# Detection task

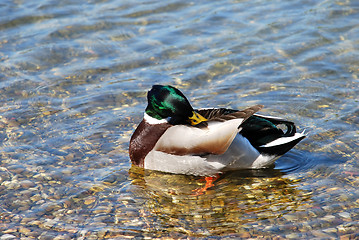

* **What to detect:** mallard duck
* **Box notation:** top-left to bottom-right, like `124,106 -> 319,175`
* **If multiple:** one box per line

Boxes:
129,85 -> 306,177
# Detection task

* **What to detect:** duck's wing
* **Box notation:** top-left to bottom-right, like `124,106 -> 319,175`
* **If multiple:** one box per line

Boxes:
153,105 -> 263,156
196,105 -> 263,122
240,114 -> 306,156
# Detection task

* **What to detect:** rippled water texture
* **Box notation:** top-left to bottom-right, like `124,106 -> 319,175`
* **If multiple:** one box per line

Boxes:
1,0 -> 358,239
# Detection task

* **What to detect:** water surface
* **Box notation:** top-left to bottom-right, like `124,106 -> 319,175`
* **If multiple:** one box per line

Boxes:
0,0 -> 358,238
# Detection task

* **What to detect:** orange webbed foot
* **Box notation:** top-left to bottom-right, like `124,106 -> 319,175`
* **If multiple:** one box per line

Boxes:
192,174 -> 220,196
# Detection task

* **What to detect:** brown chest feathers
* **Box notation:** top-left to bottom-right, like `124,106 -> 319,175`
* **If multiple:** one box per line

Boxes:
129,120 -> 171,167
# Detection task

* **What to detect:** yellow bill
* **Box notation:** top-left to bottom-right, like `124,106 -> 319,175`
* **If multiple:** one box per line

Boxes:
188,111 -> 207,125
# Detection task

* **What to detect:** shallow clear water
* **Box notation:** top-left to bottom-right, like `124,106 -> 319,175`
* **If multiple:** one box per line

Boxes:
0,0 -> 358,238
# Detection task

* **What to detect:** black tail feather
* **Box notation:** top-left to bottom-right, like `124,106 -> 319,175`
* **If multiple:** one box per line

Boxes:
239,114 -> 305,155
239,115 -> 298,147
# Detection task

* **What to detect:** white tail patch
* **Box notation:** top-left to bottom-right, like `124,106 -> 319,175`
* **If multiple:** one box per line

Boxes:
259,132 -> 306,148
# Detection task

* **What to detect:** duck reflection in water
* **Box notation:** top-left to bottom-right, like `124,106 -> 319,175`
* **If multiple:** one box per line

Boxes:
128,165 -> 312,237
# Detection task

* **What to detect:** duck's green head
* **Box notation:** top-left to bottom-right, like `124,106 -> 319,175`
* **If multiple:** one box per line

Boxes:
145,85 -> 207,125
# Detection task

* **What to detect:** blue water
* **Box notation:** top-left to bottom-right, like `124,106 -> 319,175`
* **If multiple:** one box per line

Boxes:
0,0 -> 358,238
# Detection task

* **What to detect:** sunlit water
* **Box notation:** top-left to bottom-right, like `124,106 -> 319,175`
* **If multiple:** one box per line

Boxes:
1,0 -> 358,238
